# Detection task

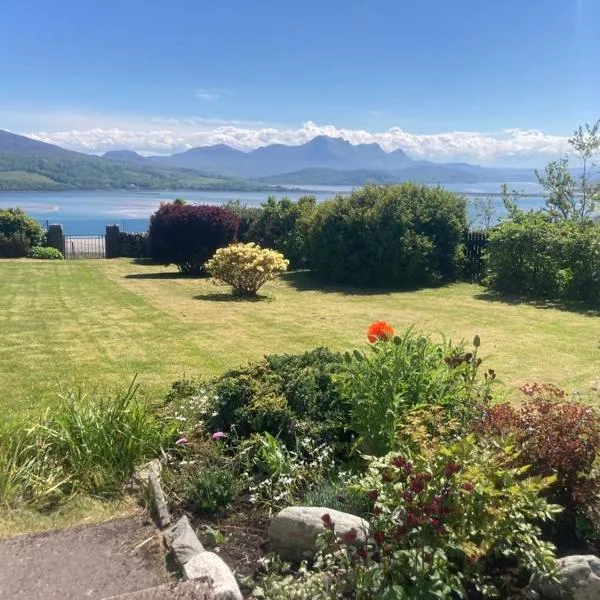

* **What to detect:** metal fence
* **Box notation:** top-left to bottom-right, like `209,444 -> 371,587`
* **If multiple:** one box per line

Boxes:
63,235 -> 106,259
464,231 -> 488,282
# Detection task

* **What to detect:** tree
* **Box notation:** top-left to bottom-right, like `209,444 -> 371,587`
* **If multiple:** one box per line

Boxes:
569,119 -> 600,218
472,195 -> 497,231
535,118 -> 600,220
535,158 -> 577,220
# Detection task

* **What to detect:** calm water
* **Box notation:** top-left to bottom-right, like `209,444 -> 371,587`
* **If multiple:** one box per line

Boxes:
0,183 -> 546,235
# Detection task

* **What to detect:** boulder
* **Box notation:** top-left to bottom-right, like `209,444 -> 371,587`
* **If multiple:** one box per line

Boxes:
528,555 -> 600,600
183,552 -> 242,600
268,506 -> 369,563
165,516 -> 204,565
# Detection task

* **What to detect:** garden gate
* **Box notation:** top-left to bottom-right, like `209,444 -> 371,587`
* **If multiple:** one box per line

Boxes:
63,235 -> 106,259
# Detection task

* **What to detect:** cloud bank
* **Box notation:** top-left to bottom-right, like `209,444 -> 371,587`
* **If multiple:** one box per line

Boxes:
23,115 -> 571,166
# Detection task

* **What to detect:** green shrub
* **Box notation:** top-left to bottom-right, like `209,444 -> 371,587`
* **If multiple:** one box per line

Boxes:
484,213 -> 600,304
118,232 -> 149,258
204,348 -> 347,447
0,208 -> 44,248
0,233 -> 30,258
245,196 -> 317,269
338,324 -> 493,455
187,467 -> 236,514
307,183 -> 467,287
29,246 -> 64,260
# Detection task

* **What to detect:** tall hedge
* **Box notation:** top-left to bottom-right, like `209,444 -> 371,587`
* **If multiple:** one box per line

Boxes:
484,213 -> 600,305
149,201 -> 240,274
307,183 -> 467,287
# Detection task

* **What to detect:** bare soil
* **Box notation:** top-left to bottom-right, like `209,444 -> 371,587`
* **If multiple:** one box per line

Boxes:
0,516 -> 169,599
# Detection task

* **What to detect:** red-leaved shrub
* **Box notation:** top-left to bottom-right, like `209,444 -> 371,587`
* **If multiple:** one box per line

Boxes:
149,201 -> 240,274
476,383 -> 600,515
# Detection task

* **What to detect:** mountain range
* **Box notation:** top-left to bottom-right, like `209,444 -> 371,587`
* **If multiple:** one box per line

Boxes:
106,135 -> 537,184
0,129 -> 540,191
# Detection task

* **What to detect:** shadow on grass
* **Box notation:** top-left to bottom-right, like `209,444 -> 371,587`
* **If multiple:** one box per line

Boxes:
473,290 -> 600,317
281,270 -> 450,296
193,292 -> 271,302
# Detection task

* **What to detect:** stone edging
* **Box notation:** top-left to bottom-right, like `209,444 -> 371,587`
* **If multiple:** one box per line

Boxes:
141,462 -> 242,600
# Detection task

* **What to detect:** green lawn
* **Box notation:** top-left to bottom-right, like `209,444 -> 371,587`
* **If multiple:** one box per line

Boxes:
1,258 -> 599,420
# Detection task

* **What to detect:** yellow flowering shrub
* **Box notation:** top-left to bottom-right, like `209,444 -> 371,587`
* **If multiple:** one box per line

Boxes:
205,242 -> 289,297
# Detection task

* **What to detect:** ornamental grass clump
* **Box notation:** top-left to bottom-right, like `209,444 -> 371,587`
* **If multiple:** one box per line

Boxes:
205,242 -> 289,297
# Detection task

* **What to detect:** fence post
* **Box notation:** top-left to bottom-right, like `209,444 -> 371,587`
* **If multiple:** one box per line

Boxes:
46,224 -> 65,256
105,225 -> 120,259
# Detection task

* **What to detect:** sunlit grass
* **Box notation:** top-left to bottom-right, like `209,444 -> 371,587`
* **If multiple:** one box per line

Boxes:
1,258 -> 598,421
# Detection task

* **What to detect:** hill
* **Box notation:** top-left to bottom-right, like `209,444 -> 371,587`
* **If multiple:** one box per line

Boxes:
0,130 -> 279,191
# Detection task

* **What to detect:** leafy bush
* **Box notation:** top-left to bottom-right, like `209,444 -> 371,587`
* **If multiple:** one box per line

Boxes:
307,183 -> 467,287
331,434 -> 559,599
204,347 -> 347,448
187,467 -> 236,514
0,208 -> 44,248
118,232 -> 149,258
476,384 -> 600,526
205,242 -> 289,297
338,324 -> 493,455
0,233 -> 30,258
484,213 -> 600,304
148,200 -> 240,274
29,246 -> 64,260
245,195 -> 317,268
237,432 -> 336,515
0,381 -> 174,505
223,200 -> 263,243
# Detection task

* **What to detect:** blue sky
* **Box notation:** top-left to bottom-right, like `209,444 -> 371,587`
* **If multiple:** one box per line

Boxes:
1,0 -> 598,165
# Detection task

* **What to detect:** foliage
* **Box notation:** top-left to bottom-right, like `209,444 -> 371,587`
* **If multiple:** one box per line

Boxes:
0,381 -> 174,506
535,119 -> 600,220
0,233 -> 30,258
476,384 -> 600,521
338,326 -> 493,455
245,195 -> 317,268
203,347 -> 348,448
118,232 -> 149,258
484,213 -> 600,304
236,432 -> 336,515
29,246 -> 64,260
329,434 -> 559,599
0,207 -> 44,248
307,183 -> 467,287
223,200 -> 263,243
205,242 -> 289,297
148,200 -> 240,274
186,466 -> 236,514
302,476 -> 369,517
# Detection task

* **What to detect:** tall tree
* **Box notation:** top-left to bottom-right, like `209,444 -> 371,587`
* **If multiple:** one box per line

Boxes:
535,119 -> 599,220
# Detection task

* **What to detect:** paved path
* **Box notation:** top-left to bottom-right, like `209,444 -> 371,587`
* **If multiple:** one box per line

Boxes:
0,517 -> 169,599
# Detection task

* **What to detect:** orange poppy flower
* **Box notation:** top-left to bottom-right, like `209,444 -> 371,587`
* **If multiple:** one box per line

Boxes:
367,321 -> 395,343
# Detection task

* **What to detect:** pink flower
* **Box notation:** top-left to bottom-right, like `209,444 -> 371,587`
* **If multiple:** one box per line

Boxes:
175,437 -> 188,446
212,431 -> 226,440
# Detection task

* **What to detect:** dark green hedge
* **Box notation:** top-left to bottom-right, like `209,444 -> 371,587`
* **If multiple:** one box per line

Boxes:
484,213 -> 600,305
306,183 -> 467,287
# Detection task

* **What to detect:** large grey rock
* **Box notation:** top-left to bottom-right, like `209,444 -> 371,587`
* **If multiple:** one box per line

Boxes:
183,552 -> 242,600
528,555 -> 600,600
268,506 -> 369,562
165,516 -> 204,565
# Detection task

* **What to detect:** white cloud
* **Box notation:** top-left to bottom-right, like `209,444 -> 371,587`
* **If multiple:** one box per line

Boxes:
14,109 -> 572,166
194,88 -> 222,102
